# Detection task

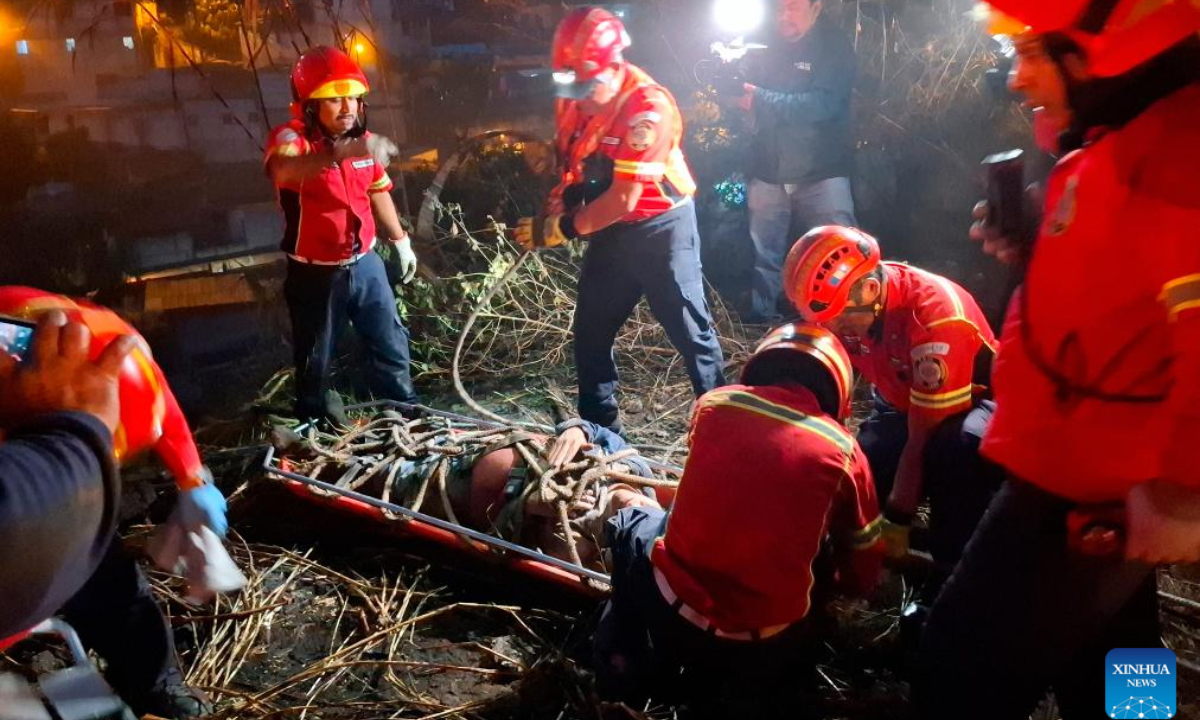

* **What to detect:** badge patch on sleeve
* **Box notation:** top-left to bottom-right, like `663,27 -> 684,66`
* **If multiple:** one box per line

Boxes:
913,355 -> 948,392
627,121 -> 657,152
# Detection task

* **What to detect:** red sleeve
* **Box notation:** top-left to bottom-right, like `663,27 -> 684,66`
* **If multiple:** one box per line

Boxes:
264,123 -> 308,164
1151,179 -> 1200,489
150,363 -> 205,490
610,88 -> 676,183
830,444 -> 884,596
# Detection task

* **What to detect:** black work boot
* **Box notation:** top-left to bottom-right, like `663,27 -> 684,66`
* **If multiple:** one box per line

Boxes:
136,671 -> 213,719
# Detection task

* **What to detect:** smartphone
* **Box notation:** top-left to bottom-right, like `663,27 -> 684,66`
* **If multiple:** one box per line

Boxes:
982,148 -> 1027,242
0,315 -> 36,360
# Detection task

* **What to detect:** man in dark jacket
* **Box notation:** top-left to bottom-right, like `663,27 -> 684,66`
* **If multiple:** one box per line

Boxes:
728,0 -> 857,321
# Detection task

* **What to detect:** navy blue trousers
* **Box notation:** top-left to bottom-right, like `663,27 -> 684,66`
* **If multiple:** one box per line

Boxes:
858,394 -> 1005,569
284,251 -> 417,422
573,201 -> 726,431
60,543 -> 180,714
915,479 -> 1159,720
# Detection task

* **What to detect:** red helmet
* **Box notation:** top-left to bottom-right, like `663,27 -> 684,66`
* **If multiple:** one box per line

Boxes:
982,0 -> 1200,76
740,323 -> 855,421
0,286 -> 165,463
291,46 -> 369,103
551,7 -> 631,98
783,226 -> 882,324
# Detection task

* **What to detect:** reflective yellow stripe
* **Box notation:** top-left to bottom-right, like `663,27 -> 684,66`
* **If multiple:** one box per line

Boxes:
910,385 -> 973,410
848,514 -> 884,550
368,175 -> 392,190
1161,274 -> 1200,319
699,389 -> 853,456
613,160 -> 666,176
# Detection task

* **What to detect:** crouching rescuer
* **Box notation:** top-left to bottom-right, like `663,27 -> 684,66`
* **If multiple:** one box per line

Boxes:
782,226 -> 1005,604
266,46 -> 420,425
592,323 -> 884,712
515,7 -> 727,433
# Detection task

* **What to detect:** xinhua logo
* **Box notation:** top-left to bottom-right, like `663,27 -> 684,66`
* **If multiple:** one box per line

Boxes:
1106,648 -> 1176,719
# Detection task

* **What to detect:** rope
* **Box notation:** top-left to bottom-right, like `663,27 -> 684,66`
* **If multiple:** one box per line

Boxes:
289,411 -> 680,575
450,249 -> 535,425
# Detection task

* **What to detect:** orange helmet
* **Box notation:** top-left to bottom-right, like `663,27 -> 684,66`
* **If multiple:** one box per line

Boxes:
981,0 -> 1200,76
740,323 -> 855,421
0,286 -> 165,462
782,226 -> 882,324
551,7 -> 631,98
291,46 -> 369,103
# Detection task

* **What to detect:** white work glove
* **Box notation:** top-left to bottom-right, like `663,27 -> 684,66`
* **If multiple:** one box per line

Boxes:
392,237 -> 418,284
365,134 -> 399,168
146,468 -> 246,604
1125,481 -> 1200,564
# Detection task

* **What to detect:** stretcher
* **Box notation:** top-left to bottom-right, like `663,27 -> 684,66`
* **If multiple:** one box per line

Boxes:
263,401 -> 681,597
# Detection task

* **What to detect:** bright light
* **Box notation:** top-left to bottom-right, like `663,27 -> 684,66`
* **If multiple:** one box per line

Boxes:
15,39 -> 28,55
122,36 -> 134,50
552,71 -> 577,85
713,0 -> 765,36
354,43 -> 365,53
65,37 -> 76,52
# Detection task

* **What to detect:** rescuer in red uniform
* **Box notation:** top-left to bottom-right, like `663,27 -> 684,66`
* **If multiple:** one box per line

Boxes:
514,7 -> 726,433
0,287 -> 227,718
266,46 -> 420,425
782,226 -> 1003,584
593,323 -> 884,712
914,2 -> 1200,717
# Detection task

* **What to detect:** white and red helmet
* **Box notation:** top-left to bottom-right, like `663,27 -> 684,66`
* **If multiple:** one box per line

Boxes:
551,7 -> 631,99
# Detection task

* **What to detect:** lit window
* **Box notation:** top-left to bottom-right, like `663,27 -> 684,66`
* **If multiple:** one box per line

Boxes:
65,38 -> 76,52
122,36 -> 134,50
15,40 -> 29,55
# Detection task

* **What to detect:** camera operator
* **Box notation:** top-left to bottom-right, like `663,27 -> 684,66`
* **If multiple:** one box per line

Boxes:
719,0 -> 858,322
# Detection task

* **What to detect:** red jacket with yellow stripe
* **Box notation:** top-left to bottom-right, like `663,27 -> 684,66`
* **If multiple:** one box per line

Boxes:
851,263 -> 998,422
264,120 -> 394,263
553,64 -> 697,223
651,384 -> 883,633
982,84 -> 1200,502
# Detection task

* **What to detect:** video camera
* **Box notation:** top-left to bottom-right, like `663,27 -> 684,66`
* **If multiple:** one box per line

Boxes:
707,0 -> 768,98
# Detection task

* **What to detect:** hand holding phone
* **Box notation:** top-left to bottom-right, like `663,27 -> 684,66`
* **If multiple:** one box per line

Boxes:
0,315 -> 35,359
0,311 -> 135,433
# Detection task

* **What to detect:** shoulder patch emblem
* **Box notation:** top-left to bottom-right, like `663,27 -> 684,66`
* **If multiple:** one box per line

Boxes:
628,110 -> 663,126
627,121 -> 657,152
277,129 -> 299,144
913,355 -> 948,392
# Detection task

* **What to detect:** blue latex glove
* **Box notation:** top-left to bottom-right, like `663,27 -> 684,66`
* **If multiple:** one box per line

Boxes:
178,478 -> 228,538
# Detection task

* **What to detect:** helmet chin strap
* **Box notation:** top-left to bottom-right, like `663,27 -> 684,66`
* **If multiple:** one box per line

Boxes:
840,300 -> 883,320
